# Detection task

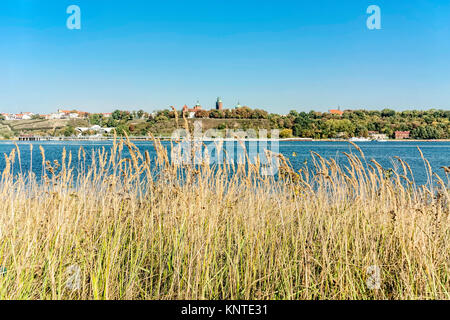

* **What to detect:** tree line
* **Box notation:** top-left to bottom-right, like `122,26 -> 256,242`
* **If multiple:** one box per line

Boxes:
16,107 -> 447,139
146,108 -> 450,139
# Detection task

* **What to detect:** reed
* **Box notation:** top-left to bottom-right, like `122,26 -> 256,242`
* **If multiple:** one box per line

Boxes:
0,136 -> 448,300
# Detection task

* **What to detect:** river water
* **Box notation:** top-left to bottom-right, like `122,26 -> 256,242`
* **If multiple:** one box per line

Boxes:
0,140 -> 448,186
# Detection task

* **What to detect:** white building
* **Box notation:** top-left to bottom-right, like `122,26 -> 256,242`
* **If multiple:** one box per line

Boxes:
50,113 -> 63,119
2,113 -> 34,120
76,125 -> 114,135
369,132 -> 388,141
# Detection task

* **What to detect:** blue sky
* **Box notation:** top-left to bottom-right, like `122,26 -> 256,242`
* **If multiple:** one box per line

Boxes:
0,0 -> 449,114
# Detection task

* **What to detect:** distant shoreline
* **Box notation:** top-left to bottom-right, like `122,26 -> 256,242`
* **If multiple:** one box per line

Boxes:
1,138 -> 450,143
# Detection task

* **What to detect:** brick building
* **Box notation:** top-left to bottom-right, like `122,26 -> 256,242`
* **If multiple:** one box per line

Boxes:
182,101 -> 203,113
395,131 -> 410,140
329,109 -> 344,116
216,97 -> 223,110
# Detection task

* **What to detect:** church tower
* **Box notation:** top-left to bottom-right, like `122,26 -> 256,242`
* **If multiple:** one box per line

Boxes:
193,100 -> 202,111
216,97 -> 223,110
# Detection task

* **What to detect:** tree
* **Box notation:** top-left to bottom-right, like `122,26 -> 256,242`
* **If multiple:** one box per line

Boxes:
209,110 -> 225,119
112,110 -> 132,121
381,109 -> 396,118
217,123 -> 226,130
63,126 -> 76,137
89,114 -> 103,125
251,109 -> 269,119
116,124 -> 130,136
289,110 -> 299,118
233,107 -> 252,119
279,129 -> 293,139
195,110 -> 210,118
355,125 -> 369,138
224,110 -> 233,119
292,124 -> 302,137
112,110 -> 122,120
31,114 -> 44,120
106,118 -> 119,128
411,126 -> 443,139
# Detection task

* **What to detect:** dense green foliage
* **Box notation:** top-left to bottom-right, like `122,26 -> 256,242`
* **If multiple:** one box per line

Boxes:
271,109 -> 448,139
18,108 -> 446,139
144,108 -> 450,139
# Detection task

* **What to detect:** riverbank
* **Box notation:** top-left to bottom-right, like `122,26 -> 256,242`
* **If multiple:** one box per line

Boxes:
2,137 -> 450,142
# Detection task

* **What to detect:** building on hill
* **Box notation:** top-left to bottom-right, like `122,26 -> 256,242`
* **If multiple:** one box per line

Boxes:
182,101 -> 203,118
55,109 -> 89,119
50,112 -> 63,119
16,114 -> 27,120
77,111 -> 90,119
329,108 -> 344,116
193,101 -> 202,112
395,131 -> 410,140
57,109 -> 73,118
216,97 -> 223,110
182,101 -> 202,113
22,112 -> 34,119
1,113 -> 34,120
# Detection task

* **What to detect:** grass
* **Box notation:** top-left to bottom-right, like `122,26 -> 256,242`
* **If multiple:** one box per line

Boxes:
0,134 -> 448,300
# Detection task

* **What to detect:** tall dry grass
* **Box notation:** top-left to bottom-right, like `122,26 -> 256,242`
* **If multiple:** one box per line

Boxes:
0,136 -> 448,300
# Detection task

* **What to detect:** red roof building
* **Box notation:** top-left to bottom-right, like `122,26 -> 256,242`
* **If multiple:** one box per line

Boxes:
395,131 -> 410,140
329,109 -> 344,116
182,101 -> 202,113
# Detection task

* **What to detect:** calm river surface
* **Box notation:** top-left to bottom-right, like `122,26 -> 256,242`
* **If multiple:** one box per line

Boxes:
0,140 -> 448,186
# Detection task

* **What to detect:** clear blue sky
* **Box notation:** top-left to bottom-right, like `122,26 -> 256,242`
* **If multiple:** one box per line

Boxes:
0,0 -> 449,114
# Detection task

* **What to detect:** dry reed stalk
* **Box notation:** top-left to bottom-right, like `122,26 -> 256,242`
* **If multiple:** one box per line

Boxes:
0,137 -> 447,300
